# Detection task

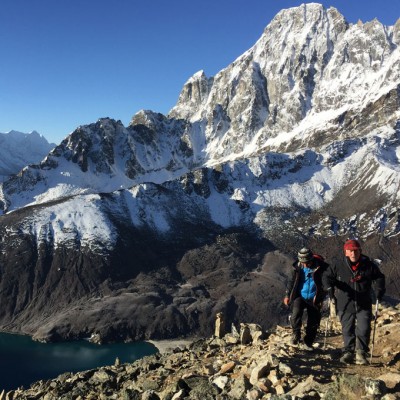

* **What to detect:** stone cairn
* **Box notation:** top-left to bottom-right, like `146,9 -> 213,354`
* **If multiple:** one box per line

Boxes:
2,302 -> 400,399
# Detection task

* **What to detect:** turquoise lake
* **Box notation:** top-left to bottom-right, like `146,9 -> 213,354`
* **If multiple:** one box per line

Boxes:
0,333 -> 158,392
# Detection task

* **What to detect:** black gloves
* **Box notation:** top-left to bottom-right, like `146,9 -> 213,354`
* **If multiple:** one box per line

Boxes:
327,287 -> 336,305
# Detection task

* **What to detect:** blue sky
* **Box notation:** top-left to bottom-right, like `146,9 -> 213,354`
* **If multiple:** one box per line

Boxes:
1,0 -> 399,144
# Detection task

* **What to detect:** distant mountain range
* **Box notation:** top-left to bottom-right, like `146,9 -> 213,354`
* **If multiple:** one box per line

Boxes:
0,130 -> 55,182
0,3 -> 399,343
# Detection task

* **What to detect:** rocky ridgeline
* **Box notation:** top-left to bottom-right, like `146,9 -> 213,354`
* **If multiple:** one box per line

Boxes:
2,304 -> 400,400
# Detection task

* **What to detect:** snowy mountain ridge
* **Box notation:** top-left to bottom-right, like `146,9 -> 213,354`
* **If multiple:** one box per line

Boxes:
1,4 -> 399,217
10,122 -> 400,255
0,130 -> 55,182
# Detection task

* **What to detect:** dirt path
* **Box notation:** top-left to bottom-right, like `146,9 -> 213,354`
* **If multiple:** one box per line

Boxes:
284,305 -> 400,384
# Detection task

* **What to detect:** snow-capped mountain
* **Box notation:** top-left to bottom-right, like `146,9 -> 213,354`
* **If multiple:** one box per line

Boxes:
0,3 -> 399,342
1,3 -> 399,214
0,130 -> 55,182
170,4 -> 400,160
0,117 -> 194,212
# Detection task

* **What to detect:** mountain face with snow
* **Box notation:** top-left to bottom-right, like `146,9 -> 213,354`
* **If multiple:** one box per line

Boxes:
0,3 -> 399,342
0,117 -> 194,212
0,130 -> 55,183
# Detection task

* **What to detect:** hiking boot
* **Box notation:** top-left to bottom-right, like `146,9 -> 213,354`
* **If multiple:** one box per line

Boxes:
355,350 -> 368,365
301,342 -> 314,351
340,351 -> 354,364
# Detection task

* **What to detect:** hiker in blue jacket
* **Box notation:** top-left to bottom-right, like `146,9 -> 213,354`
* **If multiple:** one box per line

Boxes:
283,247 -> 328,350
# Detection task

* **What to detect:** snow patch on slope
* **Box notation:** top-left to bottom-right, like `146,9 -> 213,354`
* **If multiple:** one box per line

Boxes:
18,195 -> 117,250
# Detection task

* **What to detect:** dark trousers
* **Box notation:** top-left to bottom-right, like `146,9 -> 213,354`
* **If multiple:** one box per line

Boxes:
291,296 -> 321,345
338,308 -> 372,353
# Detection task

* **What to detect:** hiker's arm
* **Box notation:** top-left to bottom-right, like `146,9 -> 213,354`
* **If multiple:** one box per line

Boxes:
322,265 -> 336,303
283,266 -> 297,305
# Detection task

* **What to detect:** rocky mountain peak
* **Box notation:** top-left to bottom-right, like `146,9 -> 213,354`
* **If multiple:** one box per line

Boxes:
169,70 -> 213,120
259,3 -> 348,65
268,2 -> 346,33
168,3 -> 400,165
48,118 -> 124,169
130,109 -> 163,127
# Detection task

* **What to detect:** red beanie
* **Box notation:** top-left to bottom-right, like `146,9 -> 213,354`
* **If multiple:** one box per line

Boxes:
343,239 -> 361,251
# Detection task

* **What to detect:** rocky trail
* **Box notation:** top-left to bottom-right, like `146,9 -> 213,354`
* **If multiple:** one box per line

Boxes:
1,302 -> 400,399
309,303 -> 400,381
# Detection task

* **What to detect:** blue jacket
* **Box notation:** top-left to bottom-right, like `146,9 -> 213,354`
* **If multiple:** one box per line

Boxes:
285,256 -> 328,307
300,266 -> 317,300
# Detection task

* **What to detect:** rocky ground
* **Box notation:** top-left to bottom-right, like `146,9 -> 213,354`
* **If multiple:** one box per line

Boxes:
1,301 -> 400,399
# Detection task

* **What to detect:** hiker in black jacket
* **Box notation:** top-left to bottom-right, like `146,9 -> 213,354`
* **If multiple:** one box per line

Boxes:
283,248 -> 328,351
323,239 -> 385,365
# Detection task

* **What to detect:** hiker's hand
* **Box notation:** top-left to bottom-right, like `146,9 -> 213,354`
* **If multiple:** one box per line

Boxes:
327,287 -> 335,298
283,297 -> 290,306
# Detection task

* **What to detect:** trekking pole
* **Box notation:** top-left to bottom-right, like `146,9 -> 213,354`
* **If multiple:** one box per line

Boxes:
370,299 -> 379,364
323,297 -> 331,350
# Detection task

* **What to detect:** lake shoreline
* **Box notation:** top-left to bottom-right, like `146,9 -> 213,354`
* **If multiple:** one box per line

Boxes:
0,332 -> 158,392
148,337 -> 197,354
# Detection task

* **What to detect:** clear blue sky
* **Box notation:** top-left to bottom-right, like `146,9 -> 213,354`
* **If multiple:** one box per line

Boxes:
1,0 -> 399,144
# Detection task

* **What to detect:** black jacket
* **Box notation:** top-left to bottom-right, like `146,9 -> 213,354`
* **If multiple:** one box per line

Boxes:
323,255 -> 385,312
285,256 -> 328,307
